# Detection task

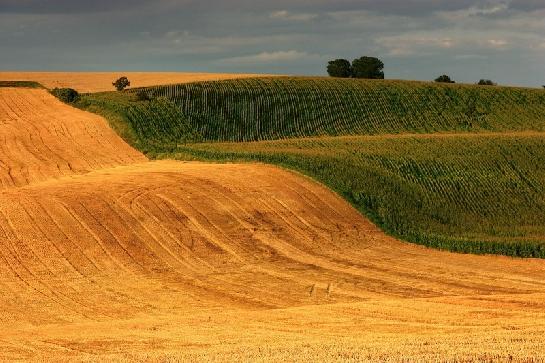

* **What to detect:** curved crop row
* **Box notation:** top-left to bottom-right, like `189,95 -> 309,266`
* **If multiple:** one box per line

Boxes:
125,97 -> 201,150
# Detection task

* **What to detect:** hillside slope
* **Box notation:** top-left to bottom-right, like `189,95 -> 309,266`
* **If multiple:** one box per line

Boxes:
2,85 -> 545,360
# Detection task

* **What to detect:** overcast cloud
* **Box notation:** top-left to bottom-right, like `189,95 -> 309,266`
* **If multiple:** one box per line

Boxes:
0,0 -> 544,86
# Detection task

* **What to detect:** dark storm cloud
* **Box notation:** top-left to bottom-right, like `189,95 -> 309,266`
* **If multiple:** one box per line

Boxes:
0,0 -> 503,15
0,0 -> 152,13
508,0 -> 545,11
239,0 -> 479,15
0,0 -> 544,86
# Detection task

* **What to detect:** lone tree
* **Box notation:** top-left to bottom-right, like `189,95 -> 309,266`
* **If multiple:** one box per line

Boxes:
351,56 -> 384,79
113,76 -> 131,91
435,75 -> 455,83
477,79 -> 496,86
327,59 -> 352,78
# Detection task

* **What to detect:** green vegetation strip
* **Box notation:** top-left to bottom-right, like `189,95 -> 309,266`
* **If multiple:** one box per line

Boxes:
0,81 -> 43,88
171,134 -> 545,258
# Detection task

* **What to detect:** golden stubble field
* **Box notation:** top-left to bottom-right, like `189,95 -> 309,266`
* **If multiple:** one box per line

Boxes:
0,86 -> 545,361
0,72 -> 275,93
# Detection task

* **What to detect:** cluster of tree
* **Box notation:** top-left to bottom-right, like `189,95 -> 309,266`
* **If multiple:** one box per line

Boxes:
327,57 -> 384,79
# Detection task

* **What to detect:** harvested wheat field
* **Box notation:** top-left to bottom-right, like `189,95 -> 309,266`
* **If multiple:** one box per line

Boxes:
0,88 -> 145,187
0,72 -> 274,93
1,87 -> 545,361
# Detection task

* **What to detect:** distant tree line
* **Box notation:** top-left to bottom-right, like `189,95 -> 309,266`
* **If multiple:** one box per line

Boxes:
326,57 -> 508,86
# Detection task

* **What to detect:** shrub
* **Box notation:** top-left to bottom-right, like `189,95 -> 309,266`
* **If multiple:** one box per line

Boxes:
113,76 -> 131,91
51,88 -> 80,103
135,90 -> 151,101
435,75 -> 455,83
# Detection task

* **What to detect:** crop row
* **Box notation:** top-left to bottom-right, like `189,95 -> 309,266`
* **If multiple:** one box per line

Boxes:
125,97 -> 201,150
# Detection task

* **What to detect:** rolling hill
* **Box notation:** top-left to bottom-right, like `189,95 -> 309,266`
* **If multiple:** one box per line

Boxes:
1,80 -> 545,360
79,77 -> 545,257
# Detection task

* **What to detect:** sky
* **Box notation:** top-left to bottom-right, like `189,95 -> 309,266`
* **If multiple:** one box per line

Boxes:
1,0 -> 544,87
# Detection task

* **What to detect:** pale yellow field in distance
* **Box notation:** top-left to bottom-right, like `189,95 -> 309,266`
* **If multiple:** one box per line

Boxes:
0,71 -> 276,92
1,85 -> 545,361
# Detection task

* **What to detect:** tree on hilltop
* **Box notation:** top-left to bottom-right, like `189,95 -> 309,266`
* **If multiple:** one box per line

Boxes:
113,76 -> 131,91
327,59 -> 352,78
351,56 -> 384,79
477,79 -> 496,86
435,75 -> 455,83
